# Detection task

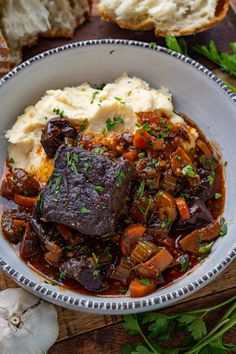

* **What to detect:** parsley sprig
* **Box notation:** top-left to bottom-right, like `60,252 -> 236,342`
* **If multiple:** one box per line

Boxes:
165,37 -> 236,93
122,295 -> 236,354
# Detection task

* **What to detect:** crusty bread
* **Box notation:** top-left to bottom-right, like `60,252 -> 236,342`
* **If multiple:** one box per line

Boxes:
0,29 -> 10,77
0,0 -> 92,66
42,0 -> 92,38
97,0 -> 230,37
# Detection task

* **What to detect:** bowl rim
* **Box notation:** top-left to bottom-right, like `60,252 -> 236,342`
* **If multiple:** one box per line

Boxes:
0,38 -> 236,314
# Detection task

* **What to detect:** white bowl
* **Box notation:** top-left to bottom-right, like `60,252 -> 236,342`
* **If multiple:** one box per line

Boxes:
0,39 -> 236,314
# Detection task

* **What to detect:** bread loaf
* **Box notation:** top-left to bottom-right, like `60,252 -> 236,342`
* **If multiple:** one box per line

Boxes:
97,0 -> 230,36
0,29 -> 10,77
0,0 -> 92,67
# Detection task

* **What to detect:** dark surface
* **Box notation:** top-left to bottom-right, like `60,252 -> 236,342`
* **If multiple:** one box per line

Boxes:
37,145 -> 135,236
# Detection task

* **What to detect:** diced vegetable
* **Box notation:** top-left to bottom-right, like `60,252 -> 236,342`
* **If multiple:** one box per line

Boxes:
123,150 -> 138,161
13,194 -> 37,208
129,277 -> 155,297
196,139 -> 212,158
12,219 -> 26,237
56,223 -> 73,241
171,147 -> 199,187
133,130 -> 152,150
110,257 -> 131,285
138,248 -> 174,278
179,221 -> 221,254
44,242 -> 62,266
120,224 -> 146,255
175,197 -> 190,220
130,241 -> 159,264
162,173 -> 177,192
156,191 -> 177,222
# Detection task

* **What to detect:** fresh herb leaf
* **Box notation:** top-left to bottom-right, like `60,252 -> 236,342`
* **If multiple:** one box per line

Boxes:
105,116 -> 124,132
92,252 -> 99,264
83,162 -> 90,172
90,91 -> 99,104
158,131 -> 169,138
80,207 -> 90,214
92,147 -> 104,154
59,270 -> 67,282
94,83 -> 106,90
94,185 -> 104,192
66,152 -> 79,176
115,170 -> 125,186
9,158 -> 15,164
165,36 -> 188,56
53,107 -> 64,118
136,180 -> 145,198
179,255 -> 190,272
140,278 -> 151,286
182,164 -> 196,178
199,241 -> 214,254
178,315 -> 207,340
215,193 -> 222,200
220,217 -> 228,236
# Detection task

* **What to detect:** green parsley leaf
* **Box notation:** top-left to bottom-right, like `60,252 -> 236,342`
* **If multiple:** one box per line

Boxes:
105,116 -> 124,132
179,255 -> 190,272
158,131 -> 169,138
80,207 -> 90,214
90,91 -> 99,104
92,252 -> 99,264
92,147 -> 104,154
115,170 -> 125,186
94,83 -> 106,90
9,158 -> 15,164
59,270 -> 67,282
66,152 -> 79,176
165,36 -> 188,56
94,185 -> 104,192
53,107 -> 64,118
136,180 -> 145,199
199,241 -> 215,254
83,162 -> 90,172
220,217 -> 228,236
182,164 -> 196,178
215,193 -> 222,200
123,314 -> 141,335
140,278 -> 151,286
178,315 -> 207,340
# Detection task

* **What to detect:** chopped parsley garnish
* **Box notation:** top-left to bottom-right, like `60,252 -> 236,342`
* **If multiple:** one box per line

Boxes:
83,162 -> 90,173
92,147 -> 104,154
179,255 -> 190,272
105,116 -> 124,132
138,152 -> 146,159
161,220 -> 172,230
80,207 -> 90,214
158,131 -> 169,138
175,155 -> 181,160
95,185 -> 104,192
23,190 -> 30,196
92,252 -> 99,264
38,194 -> 44,214
140,278 -> 151,286
53,107 -> 64,118
220,217 -> 228,236
79,118 -> 89,131
127,91 -> 132,96
138,197 -> 152,223
90,91 -> 99,104
199,241 -> 215,254
140,122 -> 151,132
49,173 -> 62,194
136,180 -> 145,198
94,82 -> 106,90
92,269 -> 101,277
182,164 -> 196,178
66,152 -> 79,176
180,192 -> 191,200
59,270 -> 67,282
9,158 -> 15,164
215,193 -> 222,200
115,170 -> 125,186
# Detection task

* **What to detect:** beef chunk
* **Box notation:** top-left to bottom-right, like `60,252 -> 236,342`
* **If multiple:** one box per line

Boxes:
60,257 -> 109,292
35,146 -> 135,236
171,199 -> 213,236
41,118 -> 77,158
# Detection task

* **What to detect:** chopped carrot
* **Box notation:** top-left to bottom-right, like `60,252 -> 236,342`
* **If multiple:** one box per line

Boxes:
171,147 -> 193,176
120,224 -> 146,256
179,221 -> 221,254
14,194 -> 37,208
129,278 -> 155,297
56,223 -> 73,241
138,248 -> 174,278
175,197 -> 190,220
196,139 -> 212,158
123,150 -> 138,161
139,111 -> 161,122
133,130 -> 151,150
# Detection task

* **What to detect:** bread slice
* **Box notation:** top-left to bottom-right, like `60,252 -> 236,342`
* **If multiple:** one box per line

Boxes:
42,0 -> 92,38
97,0 -> 230,37
0,29 -> 10,77
0,0 -> 50,66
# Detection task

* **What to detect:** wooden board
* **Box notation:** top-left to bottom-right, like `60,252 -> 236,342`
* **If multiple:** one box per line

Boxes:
0,1 -> 236,353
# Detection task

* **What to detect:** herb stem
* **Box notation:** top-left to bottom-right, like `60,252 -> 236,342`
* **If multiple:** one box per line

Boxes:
135,315 -> 159,354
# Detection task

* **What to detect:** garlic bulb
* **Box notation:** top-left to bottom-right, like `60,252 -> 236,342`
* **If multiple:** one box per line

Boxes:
0,288 -> 59,354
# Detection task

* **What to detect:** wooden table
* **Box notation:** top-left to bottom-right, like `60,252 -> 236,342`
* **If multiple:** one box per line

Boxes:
2,2 -> 236,353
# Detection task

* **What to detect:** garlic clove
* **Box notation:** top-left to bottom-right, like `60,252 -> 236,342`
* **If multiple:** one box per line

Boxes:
0,288 -> 59,354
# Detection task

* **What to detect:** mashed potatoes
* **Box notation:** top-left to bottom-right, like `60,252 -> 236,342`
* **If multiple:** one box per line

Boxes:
6,73 -> 198,182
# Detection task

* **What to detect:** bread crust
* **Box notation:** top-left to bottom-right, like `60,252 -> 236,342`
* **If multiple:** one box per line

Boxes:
97,0 -> 230,36
0,30 -> 10,77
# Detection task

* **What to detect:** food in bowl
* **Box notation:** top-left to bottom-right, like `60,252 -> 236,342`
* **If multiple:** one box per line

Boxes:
0,74 -> 226,297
